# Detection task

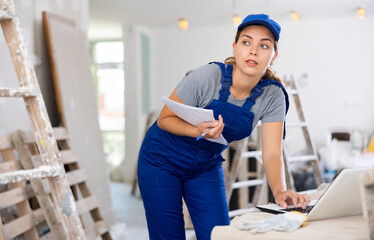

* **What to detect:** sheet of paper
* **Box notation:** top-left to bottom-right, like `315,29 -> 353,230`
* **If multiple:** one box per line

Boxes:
160,96 -> 227,145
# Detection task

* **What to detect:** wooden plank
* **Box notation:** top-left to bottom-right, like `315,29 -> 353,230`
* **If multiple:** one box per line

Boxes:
11,131 -> 67,240
84,221 -> 110,240
60,150 -> 78,164
2,208 -> 44,239
0,184 -> 34,209
67,169 -> 88,186
0,135 -> 13,150
75,195 -> 99,215
92,220 -> 110,237
21,127 -> 69,144
1,148 -> 39,239
31,149 -> 78,165
53,127 -> 69,141
0,161 -> 18,173
0,87 -> 38,98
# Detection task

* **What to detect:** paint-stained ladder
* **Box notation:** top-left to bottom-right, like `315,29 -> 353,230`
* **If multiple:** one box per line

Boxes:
0,0 -> 86,239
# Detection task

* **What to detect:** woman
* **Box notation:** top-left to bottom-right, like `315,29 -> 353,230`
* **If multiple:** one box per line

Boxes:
138,13 -> 310,240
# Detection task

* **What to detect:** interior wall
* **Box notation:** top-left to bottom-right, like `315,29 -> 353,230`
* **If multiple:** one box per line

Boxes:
0,0 -> 114,223
149,16 -> 374,150
276,15 -> 374,148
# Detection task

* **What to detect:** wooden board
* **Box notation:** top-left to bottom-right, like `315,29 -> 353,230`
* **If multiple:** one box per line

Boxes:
18,128 -> 112,240
42,11 -> 112,222
0,134 -> 43,239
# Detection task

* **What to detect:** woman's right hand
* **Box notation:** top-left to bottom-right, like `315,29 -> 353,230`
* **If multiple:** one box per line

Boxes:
197,115 -> 225,139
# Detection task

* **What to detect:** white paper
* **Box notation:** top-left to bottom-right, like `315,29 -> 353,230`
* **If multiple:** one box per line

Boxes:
161,96 -> 227,145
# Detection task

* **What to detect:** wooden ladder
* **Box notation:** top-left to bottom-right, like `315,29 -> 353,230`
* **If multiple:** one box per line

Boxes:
282,75 -> 323,190
224,126 -> 267,218
0,0 -> 85,239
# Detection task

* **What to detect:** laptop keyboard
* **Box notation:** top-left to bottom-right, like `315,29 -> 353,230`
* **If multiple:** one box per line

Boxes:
283,205 -> 314,214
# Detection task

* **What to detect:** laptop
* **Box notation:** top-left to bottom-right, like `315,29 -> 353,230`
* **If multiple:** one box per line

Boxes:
256,168 -> 373,221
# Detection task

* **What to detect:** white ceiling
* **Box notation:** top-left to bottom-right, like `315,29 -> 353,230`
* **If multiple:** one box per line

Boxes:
89,0 -> 373,29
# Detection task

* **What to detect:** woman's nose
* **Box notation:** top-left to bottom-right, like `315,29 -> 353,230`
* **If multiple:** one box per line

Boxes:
250,45 -> 258,56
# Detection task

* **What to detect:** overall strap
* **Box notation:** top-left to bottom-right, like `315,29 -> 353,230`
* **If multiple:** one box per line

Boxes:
209,62 -> 233,102
259,79 -> 290,139
244,83 -> 263,107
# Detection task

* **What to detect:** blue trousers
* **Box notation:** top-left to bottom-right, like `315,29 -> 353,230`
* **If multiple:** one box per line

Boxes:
138,156 -> 230,240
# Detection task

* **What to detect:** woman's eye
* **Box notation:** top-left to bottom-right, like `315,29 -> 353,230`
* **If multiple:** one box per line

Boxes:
243,41 -> 250,46
261,44 -> 269,49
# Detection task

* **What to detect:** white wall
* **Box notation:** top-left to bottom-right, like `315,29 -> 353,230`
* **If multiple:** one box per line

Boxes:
149,16 -> 374,149
276,15 -> 374,148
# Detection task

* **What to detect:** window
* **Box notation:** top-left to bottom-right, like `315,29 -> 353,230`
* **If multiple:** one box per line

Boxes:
91,41 -> 125,175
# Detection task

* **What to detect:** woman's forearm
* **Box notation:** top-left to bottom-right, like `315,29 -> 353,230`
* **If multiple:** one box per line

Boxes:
263,155 -> 287,196
157,114 -> 200,138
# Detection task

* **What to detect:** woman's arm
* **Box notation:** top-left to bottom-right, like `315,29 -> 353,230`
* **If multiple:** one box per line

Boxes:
157,89 -> 224,139
261,121 -> 310,208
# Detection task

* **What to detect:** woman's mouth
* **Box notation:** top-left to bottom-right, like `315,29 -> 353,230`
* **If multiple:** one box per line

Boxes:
246,59 -> 258,66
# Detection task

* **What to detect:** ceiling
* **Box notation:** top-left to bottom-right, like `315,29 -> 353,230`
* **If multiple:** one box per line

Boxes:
89,0 -> 373,29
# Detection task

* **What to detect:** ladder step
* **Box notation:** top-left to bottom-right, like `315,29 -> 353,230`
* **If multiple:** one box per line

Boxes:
241,150 -> 262,158
0,165 -> 64,184
287,89 -> 298,95
287,155 -> 317,162
286,122 -> 307,127
232,179 -> 263,189
0,87 -> 38,98
0,9 -> 14,21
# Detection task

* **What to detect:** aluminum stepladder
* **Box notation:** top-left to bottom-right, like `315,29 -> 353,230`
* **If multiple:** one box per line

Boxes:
282,75 -> 323,190
0,0 -> 85,239
224,126 -> 268,218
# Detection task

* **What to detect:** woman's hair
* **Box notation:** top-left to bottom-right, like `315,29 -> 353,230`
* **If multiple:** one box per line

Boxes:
224,27 -> 283,84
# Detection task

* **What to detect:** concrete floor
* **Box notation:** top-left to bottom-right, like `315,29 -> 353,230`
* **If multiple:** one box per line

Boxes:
110,182 -> 196,240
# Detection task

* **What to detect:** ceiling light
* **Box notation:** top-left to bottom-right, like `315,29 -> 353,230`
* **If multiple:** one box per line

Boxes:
290,11 -> 300,22
233,15 -> 242,27
178,19 -> 188,30
357,7 -> 366,19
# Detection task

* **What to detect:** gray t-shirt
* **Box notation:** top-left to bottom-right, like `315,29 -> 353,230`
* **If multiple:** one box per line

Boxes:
176,63 -> 286,130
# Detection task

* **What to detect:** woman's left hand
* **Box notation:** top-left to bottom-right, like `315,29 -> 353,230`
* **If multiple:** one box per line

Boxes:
274,190 -> 311,209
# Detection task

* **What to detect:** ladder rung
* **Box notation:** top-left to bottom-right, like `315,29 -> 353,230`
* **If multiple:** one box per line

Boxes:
247,172 -> 258,178
241,150 -> 262,158
0,165 -> 64,185
287,155 -> 317,162
0,9 -> 14,21
287,89 -> 298,95
286,122 -> 307,127
232,179 -> 263,189
0,87 -> 38,98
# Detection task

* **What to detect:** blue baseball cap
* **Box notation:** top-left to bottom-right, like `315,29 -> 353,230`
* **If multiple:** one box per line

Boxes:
237,14 -> 281,41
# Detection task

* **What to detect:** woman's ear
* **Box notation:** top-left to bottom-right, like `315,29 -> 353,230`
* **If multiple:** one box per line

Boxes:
232,41 -> 236,56
270,51 -> 278,66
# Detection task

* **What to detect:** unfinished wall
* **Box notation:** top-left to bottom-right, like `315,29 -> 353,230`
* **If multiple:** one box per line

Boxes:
0,0 -> 114,224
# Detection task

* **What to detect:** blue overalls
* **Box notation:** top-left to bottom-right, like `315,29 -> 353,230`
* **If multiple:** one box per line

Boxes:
138,62 -> 289,240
